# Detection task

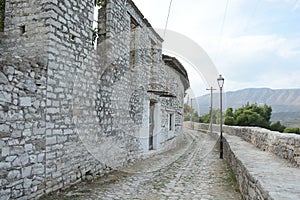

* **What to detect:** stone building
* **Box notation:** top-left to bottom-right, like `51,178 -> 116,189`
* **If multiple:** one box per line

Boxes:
0,0 -> 189,199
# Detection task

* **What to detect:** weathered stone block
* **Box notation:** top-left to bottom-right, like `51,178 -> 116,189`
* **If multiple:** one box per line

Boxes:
1,147 -> 9,157
11,131 -> 22,138
0,124 -> 10,134
3,66 -> 14,75
19,97 -> 32,107
47,108 -> 59,114
23,129 -> 32,137
22,166 -> 32,178
23,178 -> 32,189
7,170 -> 21,181
0,72 -> 8,84
25,144 -> 33,152
29,155 -> 37,164
12,154 -> 29,167
32,164 -> 44,175
0,92 -> 11,103
0,189 -> 10,200
47,136 -> 57,145
0,162 -> 11,169
37,153 -> 45,163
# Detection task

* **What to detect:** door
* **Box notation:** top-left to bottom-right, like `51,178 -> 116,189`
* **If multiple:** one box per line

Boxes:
149,101 -> 155,150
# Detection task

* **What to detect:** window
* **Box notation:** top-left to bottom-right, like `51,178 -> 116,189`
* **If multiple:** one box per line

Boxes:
130,17 -> 138,70
169,113 -> 174,131
0,0 -> 5,32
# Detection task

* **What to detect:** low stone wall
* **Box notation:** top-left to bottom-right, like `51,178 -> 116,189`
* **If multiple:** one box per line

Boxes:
223,136 -> 270,199
184,122 -> 300,199
187,122 -> 300,167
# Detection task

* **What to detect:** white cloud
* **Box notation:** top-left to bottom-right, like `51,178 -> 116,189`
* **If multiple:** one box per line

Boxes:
133,0 -> 300,90
295,1 -> 300,10
218,35 -> 285,60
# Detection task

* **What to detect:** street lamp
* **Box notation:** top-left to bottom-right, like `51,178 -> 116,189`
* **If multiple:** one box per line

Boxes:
217,75 -> 224,159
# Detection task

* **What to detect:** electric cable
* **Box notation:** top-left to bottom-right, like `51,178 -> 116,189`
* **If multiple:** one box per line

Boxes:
244,0 -> 260,33
164,0 -> 173,39
214,0 -> 230,61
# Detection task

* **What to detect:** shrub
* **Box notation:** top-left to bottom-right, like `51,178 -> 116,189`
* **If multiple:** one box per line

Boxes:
270,121 -> 286,133
283,127 -> 300,135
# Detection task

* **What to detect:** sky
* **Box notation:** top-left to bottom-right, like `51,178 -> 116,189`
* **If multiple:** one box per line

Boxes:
134,0 -> 300,97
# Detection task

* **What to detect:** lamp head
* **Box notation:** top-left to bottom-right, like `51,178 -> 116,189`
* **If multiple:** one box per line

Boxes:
217,75 -> 224,88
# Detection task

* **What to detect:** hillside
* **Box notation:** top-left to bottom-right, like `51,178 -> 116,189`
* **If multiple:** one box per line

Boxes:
193,88 -> 300,127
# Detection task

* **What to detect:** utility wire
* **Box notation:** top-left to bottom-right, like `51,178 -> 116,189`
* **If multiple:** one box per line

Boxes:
214,0 -> 230,61
164,0 -> 173,39
244,0 -> 260,33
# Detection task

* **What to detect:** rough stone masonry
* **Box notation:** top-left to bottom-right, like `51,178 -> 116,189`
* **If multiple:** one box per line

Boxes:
0,0 -> 189,199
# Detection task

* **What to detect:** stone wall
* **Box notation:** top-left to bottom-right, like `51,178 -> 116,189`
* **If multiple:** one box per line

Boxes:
222,137 -> 270,200
0,0 -> 50,199
192,123 -> 300,167
185,122 -> 300,199
0,0 -> 189,199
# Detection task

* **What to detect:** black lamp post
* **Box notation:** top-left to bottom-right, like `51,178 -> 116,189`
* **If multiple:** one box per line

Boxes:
217,75 -> 224,159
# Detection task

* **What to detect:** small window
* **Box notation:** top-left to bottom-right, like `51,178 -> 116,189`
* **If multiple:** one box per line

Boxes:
0,0 -> 4,32
169,113 -> 174,131
20,25 -> 26,34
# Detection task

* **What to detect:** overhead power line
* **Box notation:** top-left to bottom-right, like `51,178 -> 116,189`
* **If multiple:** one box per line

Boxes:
164,0 -> 173,39
215,0 -> 230,61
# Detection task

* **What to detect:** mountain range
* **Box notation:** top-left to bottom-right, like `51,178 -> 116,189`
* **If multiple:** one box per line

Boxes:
192,88 -> 300,127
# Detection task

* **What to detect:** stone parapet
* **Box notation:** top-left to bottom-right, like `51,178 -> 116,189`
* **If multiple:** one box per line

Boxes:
224,133 -> 300,200
186,122 -> 300,167
184,122 -> 300,199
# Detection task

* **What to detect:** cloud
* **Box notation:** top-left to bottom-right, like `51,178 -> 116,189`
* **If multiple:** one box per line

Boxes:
133,0 -> 300,91
214,34 -> 300,68
295,1 -> 300,10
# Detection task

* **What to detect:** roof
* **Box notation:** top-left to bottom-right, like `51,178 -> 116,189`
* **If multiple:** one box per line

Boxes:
163,54 -> 190,90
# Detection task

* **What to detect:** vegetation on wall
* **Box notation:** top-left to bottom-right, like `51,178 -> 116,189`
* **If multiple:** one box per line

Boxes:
283,127 -> 300,134
0,0 -> 5,32
94,0 -> 106,7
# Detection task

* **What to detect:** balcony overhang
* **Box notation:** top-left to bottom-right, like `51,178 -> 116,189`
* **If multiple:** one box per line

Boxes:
147,90 -> 176,98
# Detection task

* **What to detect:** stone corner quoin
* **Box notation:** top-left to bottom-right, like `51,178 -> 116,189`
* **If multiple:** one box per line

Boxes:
0,0 -> 190,199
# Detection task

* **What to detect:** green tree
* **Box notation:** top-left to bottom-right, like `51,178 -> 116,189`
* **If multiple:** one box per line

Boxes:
200,112 -> 210,123
225,103 -> 272,129
184,104 -> 195,115
200,109 -> 221,124
0,0 -> 5,32
270,121 -> 286,133
183,104 -> 199,122
224,108 -> 235,125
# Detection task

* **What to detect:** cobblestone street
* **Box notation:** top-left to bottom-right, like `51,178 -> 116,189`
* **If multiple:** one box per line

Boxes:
41,129 -> 241,200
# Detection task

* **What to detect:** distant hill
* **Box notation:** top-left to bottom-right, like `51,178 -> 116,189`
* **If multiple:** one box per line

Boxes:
193,88 -> 300,127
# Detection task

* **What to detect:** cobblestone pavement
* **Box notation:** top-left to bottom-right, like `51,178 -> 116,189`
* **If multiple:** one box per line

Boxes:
41,129 -> 241,200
